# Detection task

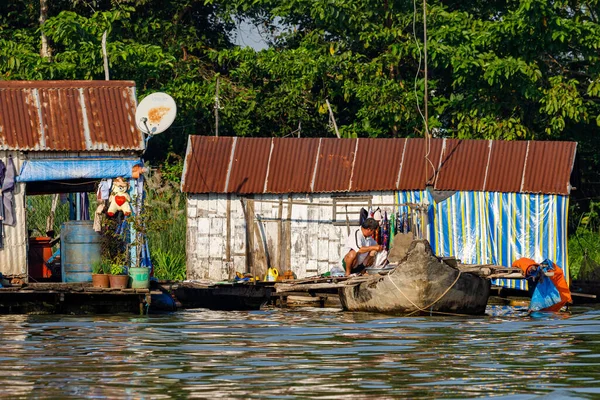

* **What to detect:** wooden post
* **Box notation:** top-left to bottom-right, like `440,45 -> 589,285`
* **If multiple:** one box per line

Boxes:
277,198 -> 283,271
39,0 -> 51,58
326,99 -> 341,138
285,196 -> 293,270
215,78 -> 220,137
102,30 -> 109,80
226,196 -> 231,261
246,199 -> 256,275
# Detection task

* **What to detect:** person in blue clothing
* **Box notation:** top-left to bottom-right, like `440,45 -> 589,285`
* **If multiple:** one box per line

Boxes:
340,218 -> 384,276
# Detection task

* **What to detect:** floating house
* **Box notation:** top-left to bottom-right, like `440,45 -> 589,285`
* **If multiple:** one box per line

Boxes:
181,136 -> 577,289
0,80 -> 145,280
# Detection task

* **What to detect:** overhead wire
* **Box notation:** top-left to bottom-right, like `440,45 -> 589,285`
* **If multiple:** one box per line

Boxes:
412,0 -> 436,186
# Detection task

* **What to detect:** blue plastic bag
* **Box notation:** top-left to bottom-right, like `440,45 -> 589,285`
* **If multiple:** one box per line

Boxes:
529,273 -> 561,312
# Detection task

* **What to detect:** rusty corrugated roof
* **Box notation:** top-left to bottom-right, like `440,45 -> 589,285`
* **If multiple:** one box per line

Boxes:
523,141 -> 577,194
434,139 -> 490,191
398,138 -> 444,190
181,137 -> 577,195
485,140 -> 529,193
351,138 -> 406,192
0,80 -> 143,151
182,136 -> 233,193
227,137 -> 272,194
267,138 -> 319,193
313,138 -> 356,192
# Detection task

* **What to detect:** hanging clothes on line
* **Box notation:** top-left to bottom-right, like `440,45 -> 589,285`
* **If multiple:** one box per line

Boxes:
0,159 -> 5,249
359,207 -> 368,226
1,156 -> 16,226
381,211 -> 390,250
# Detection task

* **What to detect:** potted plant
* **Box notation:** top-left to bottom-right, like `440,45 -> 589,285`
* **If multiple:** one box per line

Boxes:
108,253 -> 129,289
91,259 -> 110,288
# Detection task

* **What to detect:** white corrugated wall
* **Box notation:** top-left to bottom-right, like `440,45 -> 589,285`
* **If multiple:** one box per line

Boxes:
0,151 -> 27,277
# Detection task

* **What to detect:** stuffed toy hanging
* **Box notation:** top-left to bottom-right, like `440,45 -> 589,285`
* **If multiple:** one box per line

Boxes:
107,177 -> 132,217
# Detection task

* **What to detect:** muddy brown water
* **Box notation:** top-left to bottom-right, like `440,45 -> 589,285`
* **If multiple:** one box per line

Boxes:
0,305 -> 600,399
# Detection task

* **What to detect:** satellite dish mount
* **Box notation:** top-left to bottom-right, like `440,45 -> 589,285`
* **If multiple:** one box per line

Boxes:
135,92 -> 177,148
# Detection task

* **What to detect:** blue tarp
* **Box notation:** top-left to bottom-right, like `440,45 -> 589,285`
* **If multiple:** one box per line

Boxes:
17,158 -> 143,182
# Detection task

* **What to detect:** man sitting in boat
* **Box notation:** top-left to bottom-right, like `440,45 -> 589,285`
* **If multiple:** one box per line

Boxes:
341,218 -> 384,276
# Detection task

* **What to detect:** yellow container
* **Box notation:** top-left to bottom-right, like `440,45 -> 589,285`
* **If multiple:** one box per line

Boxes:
264,267 -> 279,282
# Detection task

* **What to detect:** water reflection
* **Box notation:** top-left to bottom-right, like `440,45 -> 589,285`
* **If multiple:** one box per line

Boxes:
0,306 -> 599,398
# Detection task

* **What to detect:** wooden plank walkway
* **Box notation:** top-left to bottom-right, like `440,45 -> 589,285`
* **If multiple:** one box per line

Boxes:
0,282 -> 159,315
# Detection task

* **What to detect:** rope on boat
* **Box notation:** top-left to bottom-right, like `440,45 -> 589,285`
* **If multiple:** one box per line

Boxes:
386,268 -> 463,317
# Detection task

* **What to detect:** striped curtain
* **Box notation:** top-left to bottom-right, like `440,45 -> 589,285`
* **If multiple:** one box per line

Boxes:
395,191 -> 569,290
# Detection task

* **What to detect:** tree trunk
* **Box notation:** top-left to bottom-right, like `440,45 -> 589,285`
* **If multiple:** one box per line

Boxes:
39,0 -> 51,58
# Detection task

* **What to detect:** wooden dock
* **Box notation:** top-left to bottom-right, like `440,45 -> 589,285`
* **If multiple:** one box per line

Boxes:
0,282 -> 159,315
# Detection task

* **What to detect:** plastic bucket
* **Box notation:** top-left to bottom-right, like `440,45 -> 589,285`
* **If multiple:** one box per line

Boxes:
129,267 -> 150,289
61,221 -> 102,283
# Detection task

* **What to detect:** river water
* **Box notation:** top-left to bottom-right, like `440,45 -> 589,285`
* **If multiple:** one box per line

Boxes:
1,305 -> 600,399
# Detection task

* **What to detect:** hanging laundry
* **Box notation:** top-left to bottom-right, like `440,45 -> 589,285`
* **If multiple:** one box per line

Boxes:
0,159 -> 5,249
359,207 -> 368,226
93,203 -> 105,232
381,211 -> 390,250
98,179 -> 112,201
373,207 -> 382,222
79,192 -> 90,220
1,156 -> 17,226
389,212 -> 395,249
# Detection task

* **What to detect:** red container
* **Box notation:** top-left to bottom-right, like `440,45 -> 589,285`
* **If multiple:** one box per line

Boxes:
28,237 -> 53,279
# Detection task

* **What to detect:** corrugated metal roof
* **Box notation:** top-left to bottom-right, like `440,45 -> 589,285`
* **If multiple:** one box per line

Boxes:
182,136 -> 233,193
351,138 -> 406,192
522,141 -> 577,194
485,140 -> 529,193
267,138 -> 319,193
227,137 -> 272,194
434,139 -> 490,191
0,80 -> 143,151
181,137 -> 577,195
313,138 -> 356,192
398,138 -> 444,190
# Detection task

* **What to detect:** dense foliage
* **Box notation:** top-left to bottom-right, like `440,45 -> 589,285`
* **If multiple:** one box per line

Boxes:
3,1 -> 600,146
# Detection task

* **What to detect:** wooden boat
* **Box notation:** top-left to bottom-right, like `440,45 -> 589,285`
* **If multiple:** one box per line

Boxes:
338,240 -> 492,316
160,281 -> 274,311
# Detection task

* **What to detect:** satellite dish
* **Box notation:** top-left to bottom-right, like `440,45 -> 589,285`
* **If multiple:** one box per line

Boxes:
135,92 -> 177,135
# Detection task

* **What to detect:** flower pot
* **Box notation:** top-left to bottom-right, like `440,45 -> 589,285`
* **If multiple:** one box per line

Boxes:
109,274 -> 129,289
129,267 -> 150,289
92,273 -> 110,288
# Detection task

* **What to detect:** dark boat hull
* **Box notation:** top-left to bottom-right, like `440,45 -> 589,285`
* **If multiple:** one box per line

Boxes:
338,240 -> 491,316
173,283 -> 273,311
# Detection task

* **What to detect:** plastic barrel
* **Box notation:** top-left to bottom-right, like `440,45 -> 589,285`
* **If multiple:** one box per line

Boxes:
61,221 -> 102,282
129,267 -> 150,289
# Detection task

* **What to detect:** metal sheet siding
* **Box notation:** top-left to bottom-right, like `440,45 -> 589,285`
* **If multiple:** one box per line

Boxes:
227,137 -> 272,194
313,138 -> 357,192
267,138 -> 319,193
522,141 -> 577,194
0,151 -> 27,277
182,136 -> 233,193
485,140 -> 527,193
0,81 -> 143,151
434,139 -> 490,191
352,138 -> 405,191
398,138 -> 444,190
